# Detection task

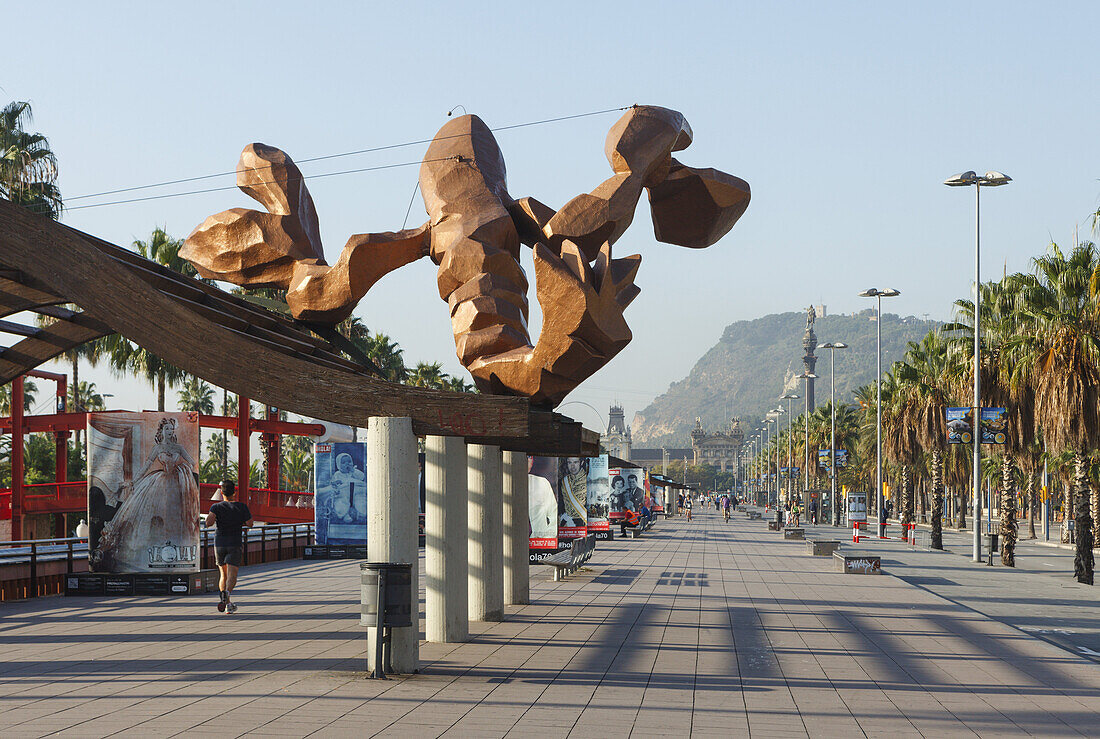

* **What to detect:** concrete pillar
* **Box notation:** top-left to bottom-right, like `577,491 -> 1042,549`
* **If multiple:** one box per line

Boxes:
366,417 -> 419,673
425,435 -> 468,642
468,444 -> 503,621
502,450 -> 529,605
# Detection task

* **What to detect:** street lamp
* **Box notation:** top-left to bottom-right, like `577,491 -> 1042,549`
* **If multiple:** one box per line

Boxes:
779,394 -> 798,510
859,287 -> 900,536
765,415 -> 778,510
796,373 -> 816,522
945,169 -> 1011,562
820,342 -> 848,525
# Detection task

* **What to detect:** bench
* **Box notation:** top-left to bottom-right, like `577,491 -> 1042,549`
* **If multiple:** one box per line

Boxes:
747,511 -> 762,520
768,520 -> 780,531
806,540 -> 840,557
539,534 -> 597,581
834,551 -> 881,575
783,528 -> 805,540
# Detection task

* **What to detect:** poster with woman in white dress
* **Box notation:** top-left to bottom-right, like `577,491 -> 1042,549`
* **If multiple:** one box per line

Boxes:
88,412 -> 200,573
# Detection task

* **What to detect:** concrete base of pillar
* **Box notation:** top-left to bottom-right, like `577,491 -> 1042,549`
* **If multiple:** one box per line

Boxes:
366,417 -> 419,674
468,444 -> 503,622
503,450 -> 529,606
425,435 -> 469,643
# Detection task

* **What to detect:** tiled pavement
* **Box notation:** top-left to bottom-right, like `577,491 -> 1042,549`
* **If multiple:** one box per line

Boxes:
2,510 -> 1099,737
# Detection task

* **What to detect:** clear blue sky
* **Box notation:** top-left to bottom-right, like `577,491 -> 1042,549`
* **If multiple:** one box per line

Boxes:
6,1 -> 1100,432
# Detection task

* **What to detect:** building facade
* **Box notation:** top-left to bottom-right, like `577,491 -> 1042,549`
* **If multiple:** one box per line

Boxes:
605,406 -> 744,472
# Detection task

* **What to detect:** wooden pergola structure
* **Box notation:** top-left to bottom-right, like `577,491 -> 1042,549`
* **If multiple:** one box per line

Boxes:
0,199 -> 597,539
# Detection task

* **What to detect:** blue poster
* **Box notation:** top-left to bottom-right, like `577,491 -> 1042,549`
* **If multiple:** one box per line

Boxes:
314,442 -> 368,545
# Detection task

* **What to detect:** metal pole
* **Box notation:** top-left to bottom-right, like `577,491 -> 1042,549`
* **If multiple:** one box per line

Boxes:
804,382 -> 810,521
830,349 -> 838,526
876,294 -> 883,536
973,184 -> 982,562
786,400 -> 793,507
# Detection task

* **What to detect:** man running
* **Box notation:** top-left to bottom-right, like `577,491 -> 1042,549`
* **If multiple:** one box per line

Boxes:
205,480 -> 253,614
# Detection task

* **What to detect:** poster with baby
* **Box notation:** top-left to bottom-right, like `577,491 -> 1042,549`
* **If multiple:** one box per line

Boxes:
314,442 -> 368,545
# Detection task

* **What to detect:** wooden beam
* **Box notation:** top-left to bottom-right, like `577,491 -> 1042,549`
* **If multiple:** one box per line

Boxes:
0,199 -> 530,439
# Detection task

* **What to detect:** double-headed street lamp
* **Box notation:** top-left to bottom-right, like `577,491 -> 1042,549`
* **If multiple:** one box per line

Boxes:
945,169 -> 1012,562
859,288 -> 900,536
820,342 -> 848,525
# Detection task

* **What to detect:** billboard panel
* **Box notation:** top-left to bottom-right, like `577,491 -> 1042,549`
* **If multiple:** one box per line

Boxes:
557,456 -> 589,539
529,456 -> 559,560
585,455 -> 610,537
608,466 -> 646,520
981,407 -> 1007,445
88,412 -> 201,574
314,442 -> 368,545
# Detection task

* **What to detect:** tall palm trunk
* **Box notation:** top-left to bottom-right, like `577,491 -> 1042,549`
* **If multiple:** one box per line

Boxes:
900,465 -> 913,529
1026,477 -> 1037,539
1093,484 -> 1100,551
931,451 -> 944,550
1000,456 -> 1017,567
157,370 -> 166,412
1073,449 -> 1095,585
956,487 -> 967,530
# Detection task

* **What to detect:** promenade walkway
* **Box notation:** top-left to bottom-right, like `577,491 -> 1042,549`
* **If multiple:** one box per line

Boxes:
2,509 -> 1099,737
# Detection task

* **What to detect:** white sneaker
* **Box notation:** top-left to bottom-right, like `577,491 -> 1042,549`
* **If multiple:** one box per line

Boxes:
226,601 -> 238,614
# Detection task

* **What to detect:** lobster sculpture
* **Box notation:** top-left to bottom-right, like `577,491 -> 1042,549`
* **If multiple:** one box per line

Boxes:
182,106 -> 749,407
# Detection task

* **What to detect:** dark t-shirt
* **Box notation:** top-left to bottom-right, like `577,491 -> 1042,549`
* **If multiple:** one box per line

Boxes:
210,501 -> 252,547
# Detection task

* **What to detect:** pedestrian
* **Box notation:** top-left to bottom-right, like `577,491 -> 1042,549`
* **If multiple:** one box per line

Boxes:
810,499 -> 817,525
205,479 -> 253,614
878,502 -> 888,538
678,493 -> 685,515
685,494 -> 693,521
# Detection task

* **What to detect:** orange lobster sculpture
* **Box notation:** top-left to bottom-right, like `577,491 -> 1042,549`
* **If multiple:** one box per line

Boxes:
182,106 -> 749,407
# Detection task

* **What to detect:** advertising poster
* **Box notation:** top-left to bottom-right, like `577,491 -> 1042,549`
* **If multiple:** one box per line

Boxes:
87,412 -> 201,574
557,456 -> 589,539
314,442 -> 368,545
817,449 -> 849,468
847,491 -> 868,522
946,407 -> 974,444
981,407 -> 1007,445
585,455 -> 611,538
529,456 -> 559,561
650,482 -> 665,513
608,466 -> 646,520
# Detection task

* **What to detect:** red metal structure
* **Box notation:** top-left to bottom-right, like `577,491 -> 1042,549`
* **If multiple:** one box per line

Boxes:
1,380 -> 323,539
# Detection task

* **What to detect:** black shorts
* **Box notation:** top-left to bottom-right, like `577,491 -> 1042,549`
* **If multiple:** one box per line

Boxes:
215,546 -> 244,567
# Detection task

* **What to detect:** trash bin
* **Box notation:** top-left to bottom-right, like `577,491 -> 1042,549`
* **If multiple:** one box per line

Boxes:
360,562 -> 413,628
360,562 -> 412,678
984,532 -> 1000,554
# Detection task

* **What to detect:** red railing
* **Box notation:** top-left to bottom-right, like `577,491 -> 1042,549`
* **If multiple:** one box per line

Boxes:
2,482 -> 314,523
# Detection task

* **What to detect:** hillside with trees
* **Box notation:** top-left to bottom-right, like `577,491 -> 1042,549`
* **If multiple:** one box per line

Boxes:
632,310 -> 939,444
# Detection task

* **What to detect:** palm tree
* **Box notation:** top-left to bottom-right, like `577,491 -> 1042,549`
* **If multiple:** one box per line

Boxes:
108,229 -> 192,410
177,377 -> 216,414
407,361 -> 446,389
895,329 -> 957,549
0,101 -> 62,219
1011,242 -> 1100,584
0,379 -> 38,415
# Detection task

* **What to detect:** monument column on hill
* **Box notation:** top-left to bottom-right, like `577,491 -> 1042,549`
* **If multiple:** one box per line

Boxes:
802,306 -> 817,410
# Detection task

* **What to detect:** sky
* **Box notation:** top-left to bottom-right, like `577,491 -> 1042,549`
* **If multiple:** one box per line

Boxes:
5,1 -> 1100,433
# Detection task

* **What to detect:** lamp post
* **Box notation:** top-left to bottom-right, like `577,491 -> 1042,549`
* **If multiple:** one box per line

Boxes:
820,342 -> 848,525
859,288 -> 900,536
945,169 -> 1012,562
766,415 -> 778,511
796,373 -> 816,522
780,394 -> 798,509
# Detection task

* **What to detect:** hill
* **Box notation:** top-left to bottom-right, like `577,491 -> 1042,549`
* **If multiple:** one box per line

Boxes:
631,310 -> 940,445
